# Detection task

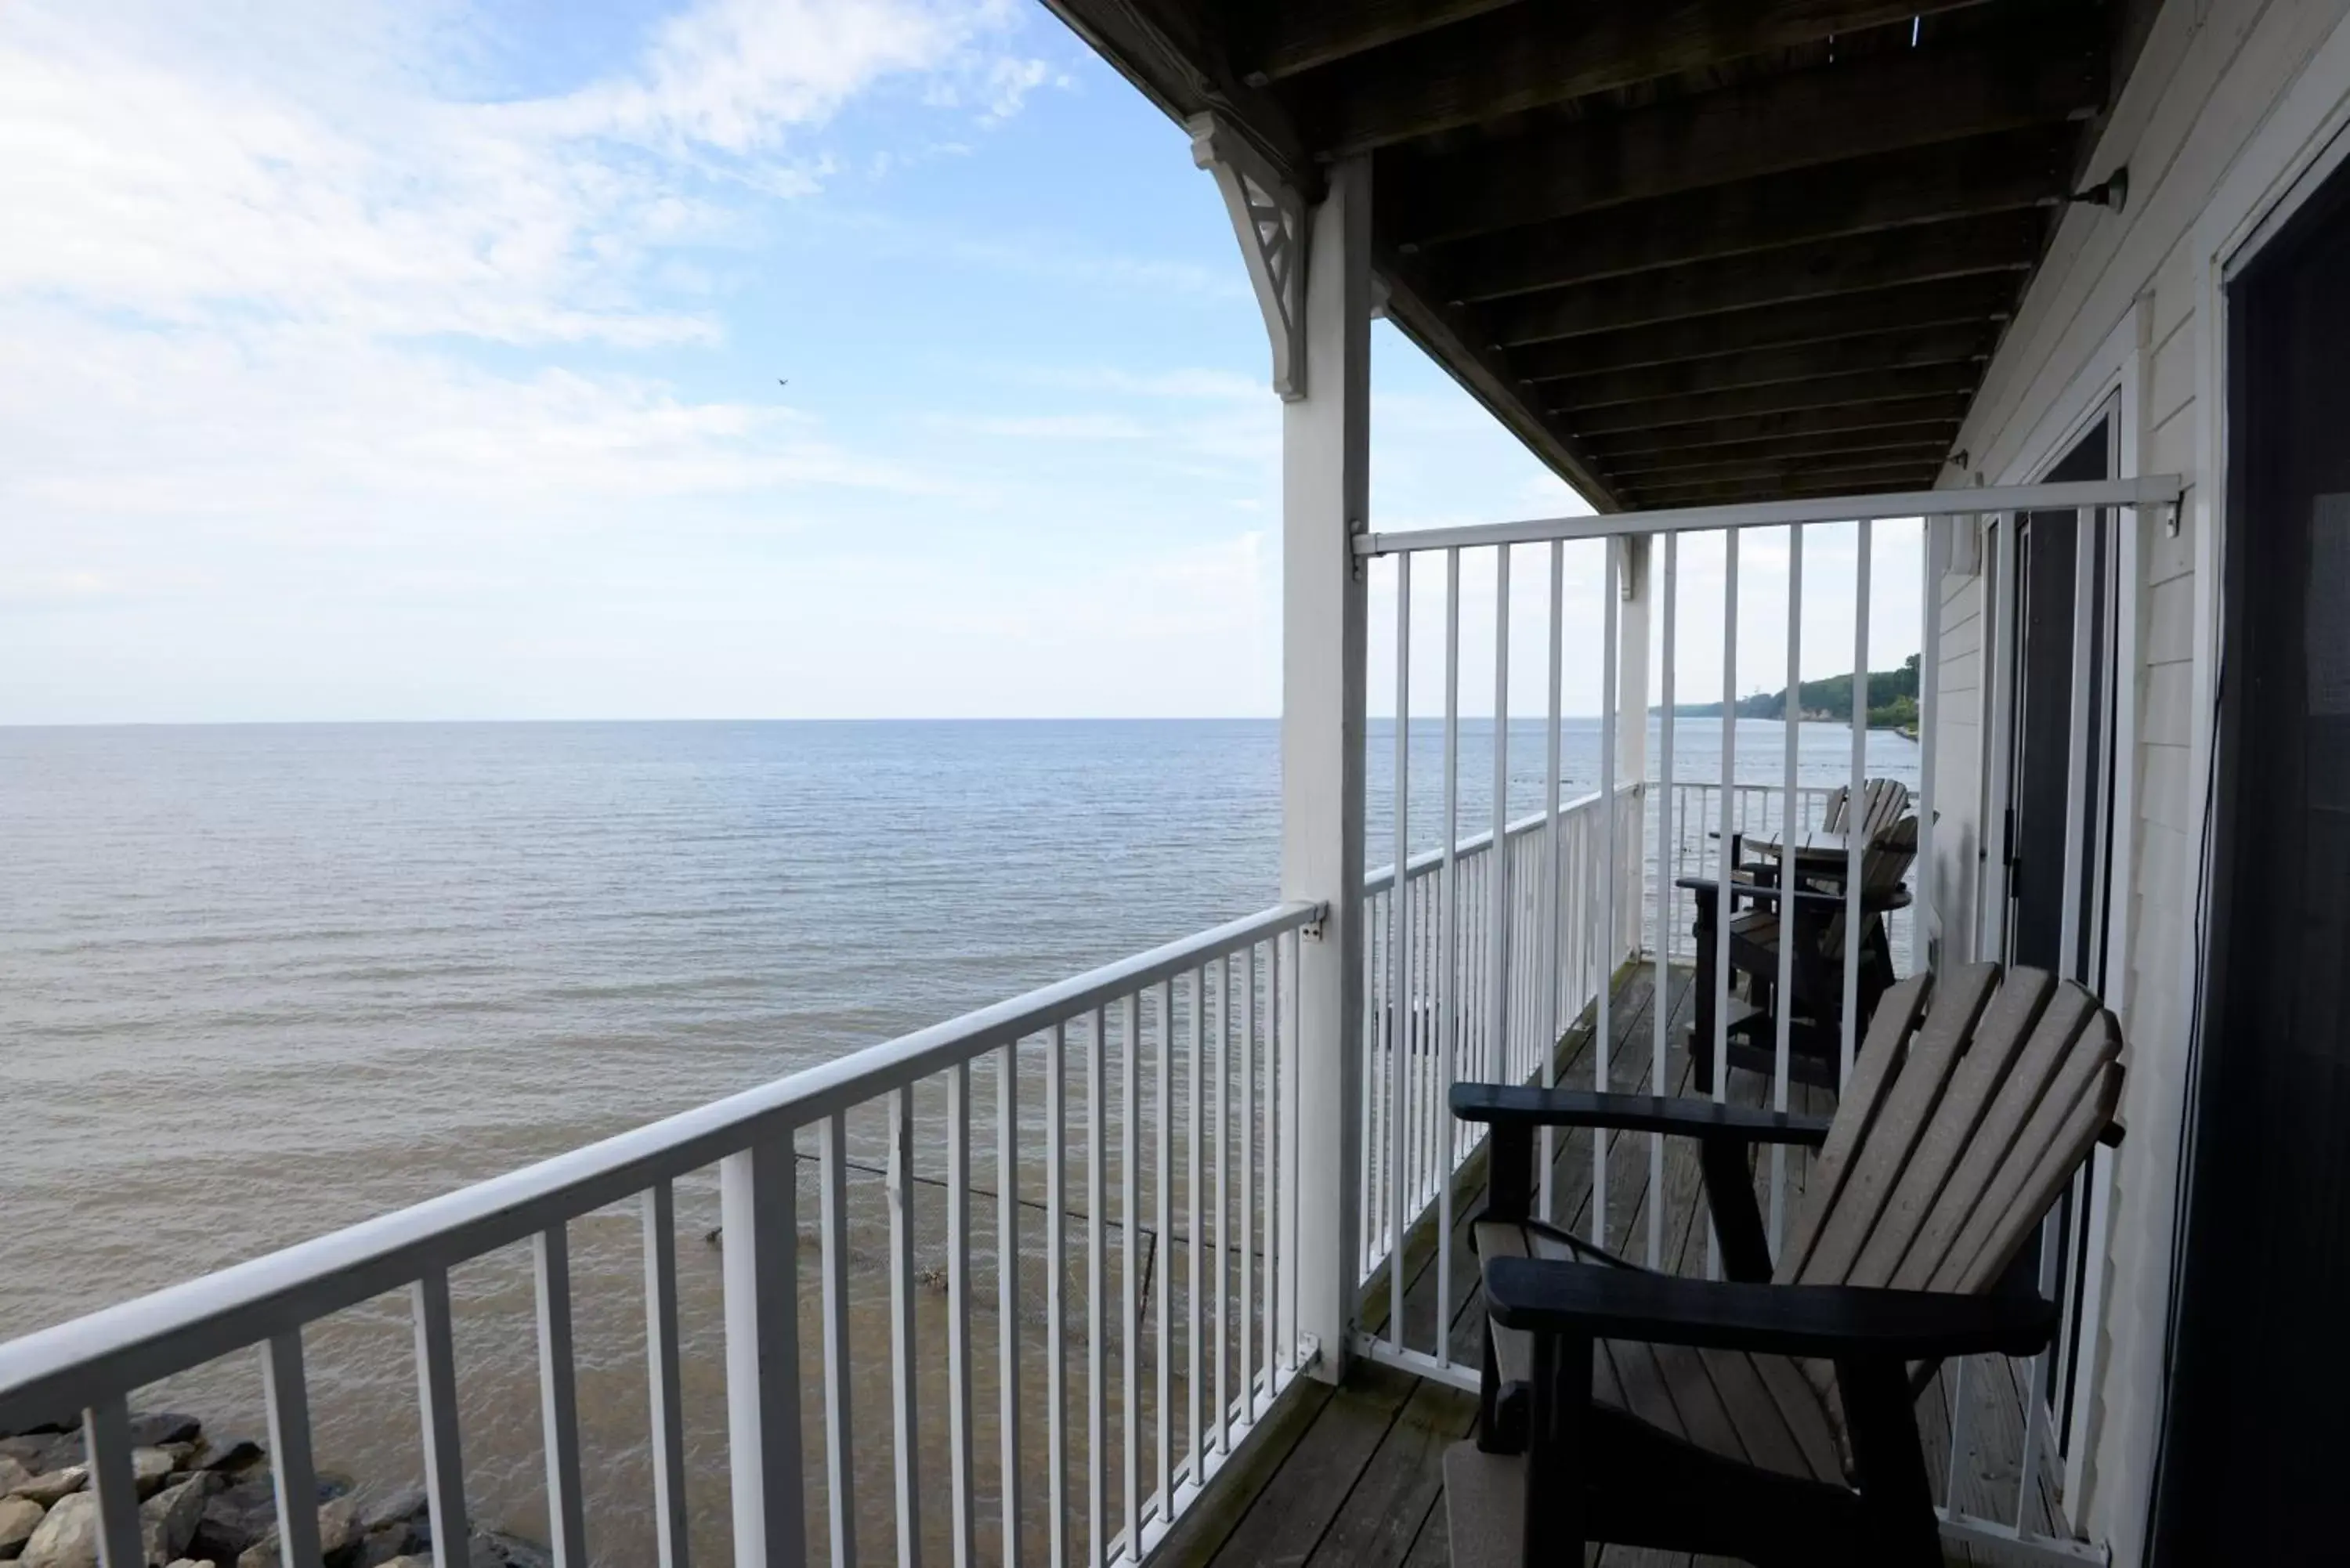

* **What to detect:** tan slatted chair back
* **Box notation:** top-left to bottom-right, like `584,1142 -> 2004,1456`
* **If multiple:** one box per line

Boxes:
1820,778 -> 1910,837
1820,814 -> 1917,961
1777,963 -> 2124,1293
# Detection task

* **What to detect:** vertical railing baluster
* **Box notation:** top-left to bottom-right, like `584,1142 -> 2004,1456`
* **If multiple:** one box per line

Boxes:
819,1118 -> 857,1568
1651,533 -> 1679,1268
1262,940 -> 1280,1383
1155,979 -> 1174,1527
642,1184 -> 691,1568
413,1269 -> 472,1568
1542,541 -> 1564,1222
1774,526 -> 1804,1255
1488,543 -> 1510,1082
1187,969 -> 1205,1482
1048,1024 -> 1069,1568
1277,931 -> 1297,1371
1239,943 -> 1256,1420
1121,991 -> 1141,1559
1388,551 -> 1412,1346
1843,518 -> 1873,1088
888,1090 -> 923,1568
534,1224 -> 588,1568
1711,529 -> 1740,1280
721,1139 -> 805,1568
1086,1007 -> 1108,1567
261,1331 -> 324,1568
83,1397 -> 142,1568
949,1063 -> 978,1568
1213,960 -> 1231,1451
997,1042 -> 1025,1568
1437,547 -> 1461,1364
1596,537 -> 1620,1249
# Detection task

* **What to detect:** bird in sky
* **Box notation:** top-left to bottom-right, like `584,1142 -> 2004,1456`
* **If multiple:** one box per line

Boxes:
776,378 -> 789,388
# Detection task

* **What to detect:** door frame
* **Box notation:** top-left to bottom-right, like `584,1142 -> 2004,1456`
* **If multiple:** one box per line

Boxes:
1979,302 -> 2147,1519
2150,107 -> 2350,1563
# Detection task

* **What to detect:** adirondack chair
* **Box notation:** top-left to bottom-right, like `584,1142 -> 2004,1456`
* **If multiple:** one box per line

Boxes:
1690,812 -> 1918,1093
1443,963 -> 2124,1567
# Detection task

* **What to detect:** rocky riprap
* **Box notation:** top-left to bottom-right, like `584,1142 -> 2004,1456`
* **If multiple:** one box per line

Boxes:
0,1414 -> 550,1568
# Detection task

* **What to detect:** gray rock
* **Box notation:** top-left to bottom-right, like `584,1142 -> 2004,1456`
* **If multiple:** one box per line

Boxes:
163,1559 -> 217,1568
187,1479 -> 274,1565
316,1498 -> 361,1567
123,1422 -> 199,1454
235,1494 -> 367,1568
20,1492 -> 96,1568
0,1497 -> 44,1560
0,1458 -> 33,1498
12,1473 -> 84,1510
142,1479 -> 208,1566
0,1447 -> 74,1488
187,1439 -> 262,1479
353,1493 -> 423,1539
130,1453 -> 176,1501
354,1488 -> 428,1568
467,1534 -> 548,1568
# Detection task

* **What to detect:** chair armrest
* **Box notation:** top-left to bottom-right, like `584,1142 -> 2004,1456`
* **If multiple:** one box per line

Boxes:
1675,876 -> 1858,909
1449,1084 -> 1831,1147
1676,876 -> 1912,915
1484,1259 -> 2059,1361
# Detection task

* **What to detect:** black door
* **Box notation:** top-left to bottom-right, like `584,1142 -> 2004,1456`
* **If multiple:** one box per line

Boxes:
2008,425 -> 2111,977
2155,161 -> 2350,1563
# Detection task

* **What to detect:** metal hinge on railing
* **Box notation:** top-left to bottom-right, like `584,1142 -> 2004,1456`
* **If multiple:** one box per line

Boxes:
1300,902 -> 1328,941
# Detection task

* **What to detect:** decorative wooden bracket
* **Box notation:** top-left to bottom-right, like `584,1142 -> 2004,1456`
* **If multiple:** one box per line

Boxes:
1189,112 -> 1309,402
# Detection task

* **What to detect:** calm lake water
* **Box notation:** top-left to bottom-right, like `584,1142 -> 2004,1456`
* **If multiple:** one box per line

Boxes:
0,719 -> 1914,1562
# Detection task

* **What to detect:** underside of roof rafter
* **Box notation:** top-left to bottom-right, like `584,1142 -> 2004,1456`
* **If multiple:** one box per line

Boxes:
1041,0 -> 2159,510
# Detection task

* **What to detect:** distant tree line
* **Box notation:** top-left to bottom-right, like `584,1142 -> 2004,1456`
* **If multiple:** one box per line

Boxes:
1660,652 -> 1921,729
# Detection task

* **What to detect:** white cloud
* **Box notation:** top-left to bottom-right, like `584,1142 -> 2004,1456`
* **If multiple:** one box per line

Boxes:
518,0 -> 1042,154
0,0 -> 1047,649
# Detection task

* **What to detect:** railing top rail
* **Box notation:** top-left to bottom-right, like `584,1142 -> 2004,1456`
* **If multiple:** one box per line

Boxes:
0,898 -> 1321,1429
1352,475 -> 2186,557
1363,783 -> 1625,894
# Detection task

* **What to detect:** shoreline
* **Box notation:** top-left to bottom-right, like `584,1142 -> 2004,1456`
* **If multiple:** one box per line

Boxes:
2,1411 -> 547,1568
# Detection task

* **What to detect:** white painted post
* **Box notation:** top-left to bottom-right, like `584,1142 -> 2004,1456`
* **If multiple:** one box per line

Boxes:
1614,537 -> 1653,963
1279,157 -> 1371,1383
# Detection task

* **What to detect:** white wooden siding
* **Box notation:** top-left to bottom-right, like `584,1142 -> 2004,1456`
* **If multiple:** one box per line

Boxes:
1929,1 -> 2350,1560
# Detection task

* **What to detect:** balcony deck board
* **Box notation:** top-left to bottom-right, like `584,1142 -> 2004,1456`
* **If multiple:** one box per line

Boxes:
1175,963 -> 2066,1568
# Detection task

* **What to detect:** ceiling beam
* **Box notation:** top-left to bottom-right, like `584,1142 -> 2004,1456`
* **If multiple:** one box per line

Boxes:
1039,0 -> 1315,182
1484,214 -> 2041,347
1238,0 -> 1525,82
1378,249 -> 1623,510
1607,442 -> 1955,485
1294,0 -> 1990,156
1546,327 -> 1991,408
1622,464 -> 1946,507
1379,23 -> 2104,242
1420,131 -> 2069,300
1505,275 -> 2016,378
1584,399 -> 1968,457
1571,369 -> 1984,436
1607,435 -> 1955,479
1617,453 -> 1946,496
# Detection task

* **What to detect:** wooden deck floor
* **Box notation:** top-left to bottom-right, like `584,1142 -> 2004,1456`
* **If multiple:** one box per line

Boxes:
1162,965 -> 2072,1568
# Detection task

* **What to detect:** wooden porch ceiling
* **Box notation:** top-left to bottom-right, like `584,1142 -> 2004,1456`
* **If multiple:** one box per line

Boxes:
1042,0 -> 2157,511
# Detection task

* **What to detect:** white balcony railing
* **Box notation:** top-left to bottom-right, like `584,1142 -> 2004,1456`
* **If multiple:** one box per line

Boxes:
1355,782 -> 1643,1279
0,901 -> 1319,1568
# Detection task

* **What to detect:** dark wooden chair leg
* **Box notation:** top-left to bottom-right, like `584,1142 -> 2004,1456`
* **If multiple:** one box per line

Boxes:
1836,1354 -> 1943,1567
1522,1329 -> 1592,1565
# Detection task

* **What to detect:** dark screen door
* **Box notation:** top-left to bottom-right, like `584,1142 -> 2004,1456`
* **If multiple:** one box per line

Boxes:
2008,425 -> 2111,977
2155,159 -> 2350,1563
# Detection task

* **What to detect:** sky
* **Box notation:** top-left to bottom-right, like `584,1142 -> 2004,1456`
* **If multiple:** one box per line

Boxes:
0,0 -> 1921,724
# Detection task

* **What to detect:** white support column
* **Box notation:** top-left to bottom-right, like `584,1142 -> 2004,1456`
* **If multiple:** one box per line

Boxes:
1277,157 -> 1371,1385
